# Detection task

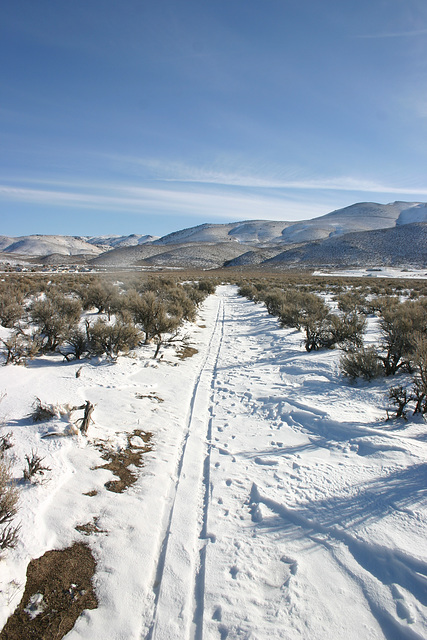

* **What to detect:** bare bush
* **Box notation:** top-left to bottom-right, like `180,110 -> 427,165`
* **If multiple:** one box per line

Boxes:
196,279 -> 216,295
125,291 -> 182,352
377,298 -> 426,376
29,295 -> 82,353
340,346 -> 383,381
30,397 -> 57,423
0,432 -> 13,457
0,301 -> 25,329
237,283 -> 259,301
336,291 -> 368,315
86,318 -> 141,358
387,385 -> 411,420
410,334 -> 427,414
78,279 -> 118,318
295,293 -> 335,352
23,450 -> 51,482
1,332 -> 42,365
329,312 -> 366,352
61,328 -> 88,360
0,459 -> 20,552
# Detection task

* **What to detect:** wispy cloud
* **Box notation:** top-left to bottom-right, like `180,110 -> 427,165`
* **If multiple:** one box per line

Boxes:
0,182 -> 327,222
96,155 -> 427,196
356,29 -> 427,39
2,168 -> 426,226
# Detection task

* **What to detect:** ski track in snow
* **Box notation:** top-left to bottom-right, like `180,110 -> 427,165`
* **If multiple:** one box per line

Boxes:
0,285 -> 426,639
147,297 -> 225,640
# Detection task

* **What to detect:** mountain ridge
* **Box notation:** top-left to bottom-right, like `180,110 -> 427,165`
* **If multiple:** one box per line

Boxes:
1,201 -> 426,269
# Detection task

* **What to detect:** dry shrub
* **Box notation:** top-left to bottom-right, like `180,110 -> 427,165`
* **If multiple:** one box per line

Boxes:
340,346 -> 383,381
30,397 -> 57,423
1,333 -> 42,366
23,451 -> 51,483
0,458 -> 20,553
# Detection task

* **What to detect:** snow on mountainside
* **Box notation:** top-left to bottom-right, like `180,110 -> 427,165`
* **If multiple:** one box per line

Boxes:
154,221 -> 293,245
0,235 -> 102,256
154,201 -> 423,246
396,203 -> 427,225
1,202 -> 426,265
143,243 -> 247,269
91,243 -> 177,267
0,237 -> 14,252
262,201 -> 424,244
316,200 -> 416,229
85,234 -> 158,249
0,234 -> 157,257
262,222 -> 427,268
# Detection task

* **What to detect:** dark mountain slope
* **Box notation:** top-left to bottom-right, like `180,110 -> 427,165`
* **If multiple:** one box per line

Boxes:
262,223 -> 427,268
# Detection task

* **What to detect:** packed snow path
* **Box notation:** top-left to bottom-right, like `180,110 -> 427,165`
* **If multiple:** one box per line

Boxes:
0,285 -> 426,640
147,286 -> 427,640
149,298 -> 225,639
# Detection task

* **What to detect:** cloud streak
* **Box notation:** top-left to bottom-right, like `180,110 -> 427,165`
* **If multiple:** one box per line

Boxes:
0,183 -> 327,222
356,29 -> 427,39
101,155 -> 427,196
1,168 -> 426,228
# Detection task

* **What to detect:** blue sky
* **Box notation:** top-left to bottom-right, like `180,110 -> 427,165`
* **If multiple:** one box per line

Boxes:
2,0 -> 427,237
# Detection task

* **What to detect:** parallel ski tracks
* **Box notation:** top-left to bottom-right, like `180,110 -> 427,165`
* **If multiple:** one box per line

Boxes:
147,296 -> 225,640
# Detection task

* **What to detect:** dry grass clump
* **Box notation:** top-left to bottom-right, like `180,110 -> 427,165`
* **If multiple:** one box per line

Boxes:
177,346 -> 199,360
30,397 -> 57,423
0,458 -> 20,553
22,451 -> 51,483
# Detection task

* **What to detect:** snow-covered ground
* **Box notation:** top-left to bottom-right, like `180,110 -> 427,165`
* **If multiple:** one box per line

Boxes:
0,286 -> 426,639
313,267 -> 427,279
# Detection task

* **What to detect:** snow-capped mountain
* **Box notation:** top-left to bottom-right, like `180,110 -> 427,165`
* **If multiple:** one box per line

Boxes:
1,202 -> 426,268
154,201 -> 426,246
0,235 -> 102,256
85,234 -> 158,249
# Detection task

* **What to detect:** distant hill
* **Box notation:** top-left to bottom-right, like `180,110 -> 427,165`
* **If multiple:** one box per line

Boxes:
1,201 -> 426,269
0,235 -> 102,256
85,234 -> 158,250
261,222 -> 427,269
154,201 -> 426,246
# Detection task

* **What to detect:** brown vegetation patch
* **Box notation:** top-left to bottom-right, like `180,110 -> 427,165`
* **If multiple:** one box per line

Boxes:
0,543 -> 97,640
177,346 -> 198,360
83,489 -> 98,497
95,430 -> 153,493
75,517 -> 107,536
135,392 -> 163,403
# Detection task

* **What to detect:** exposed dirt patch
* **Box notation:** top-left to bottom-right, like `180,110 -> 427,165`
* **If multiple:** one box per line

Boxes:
177,346 -> 199,360
83,489 -> 98,497
135,392 -> 163,403
198,324 -> 206,328
95,429 -> 153,493
0,543 -> 97,640
75,517 -> 107,536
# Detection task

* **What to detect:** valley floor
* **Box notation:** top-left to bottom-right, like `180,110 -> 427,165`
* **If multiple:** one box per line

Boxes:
0,286 -> 426,639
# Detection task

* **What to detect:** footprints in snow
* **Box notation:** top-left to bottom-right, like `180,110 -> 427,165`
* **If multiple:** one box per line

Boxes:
229,566 -> 239,580
211,606 -> 229,640
391,584 -> 416,624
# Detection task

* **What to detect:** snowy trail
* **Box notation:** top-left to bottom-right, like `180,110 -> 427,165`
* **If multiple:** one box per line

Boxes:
195,288 -> 426,639
149,294 -> 225,640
